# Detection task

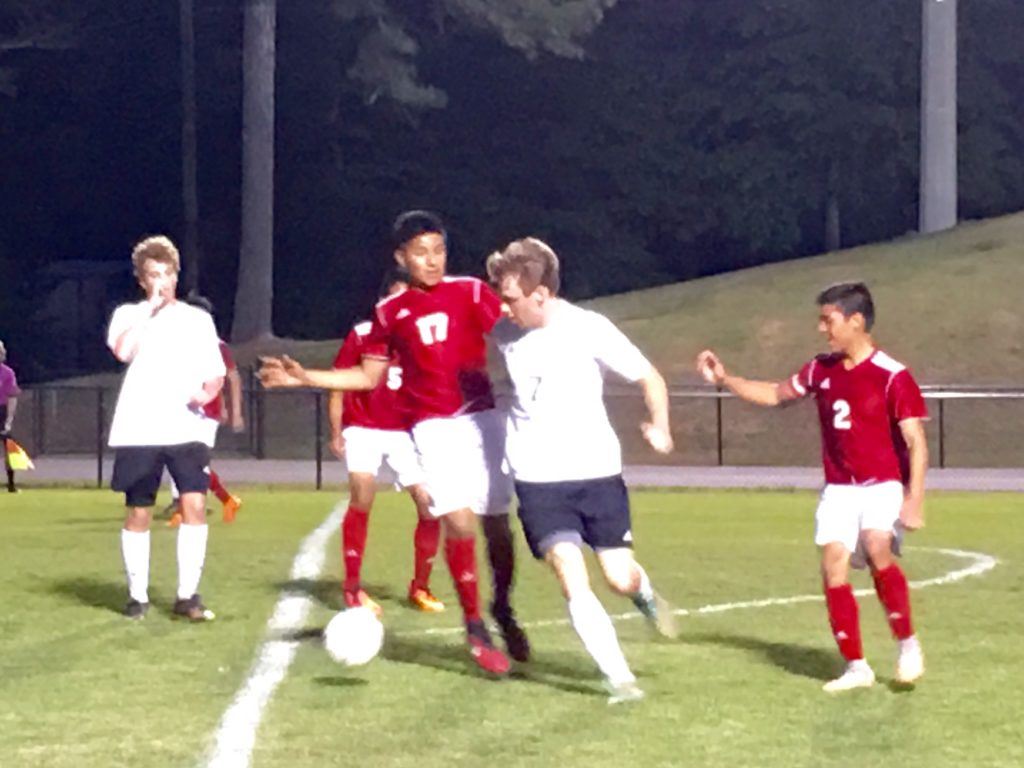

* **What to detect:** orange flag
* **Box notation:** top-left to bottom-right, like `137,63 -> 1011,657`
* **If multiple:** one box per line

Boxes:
5,438 -> 34,471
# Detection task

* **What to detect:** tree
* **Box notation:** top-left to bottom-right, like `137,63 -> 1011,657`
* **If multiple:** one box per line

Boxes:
0,2 -> 76,97
179,0 -> 200,294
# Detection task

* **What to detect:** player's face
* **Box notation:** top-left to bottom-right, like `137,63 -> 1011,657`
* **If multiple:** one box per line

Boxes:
396,233 -> 446,288
137,259 -> 178,302
818,304 -> 861,353
499,275 -> 546,329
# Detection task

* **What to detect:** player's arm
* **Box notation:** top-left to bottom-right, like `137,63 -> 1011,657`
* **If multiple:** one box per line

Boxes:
898,417 -> 927,530
226,367 -> 245,431
108,294 -> 172,363
695,349 -> 799,407
3,395 -> 15,433
638,365 -> 673,453
259,355 -> 387,391
190,376 -> 225,409
328,390 -> 345,458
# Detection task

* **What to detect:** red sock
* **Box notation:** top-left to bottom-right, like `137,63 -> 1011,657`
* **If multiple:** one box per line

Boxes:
209,470 -> 232,504
411,517 -> 441,591
341,506 -> 370,592
825,584 -> 864,661
444,536 -> 481,622
873,564 -> 914,640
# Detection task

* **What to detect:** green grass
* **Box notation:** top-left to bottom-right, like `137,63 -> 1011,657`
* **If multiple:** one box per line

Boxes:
1,488 -> 1022,767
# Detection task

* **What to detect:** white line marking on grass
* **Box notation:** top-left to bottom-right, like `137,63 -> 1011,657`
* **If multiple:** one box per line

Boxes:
400,546 -> 998,638
202,501 -> 345,768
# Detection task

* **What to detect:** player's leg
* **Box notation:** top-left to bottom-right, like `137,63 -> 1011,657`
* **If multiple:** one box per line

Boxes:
472,409 -> 529,660
342,471 -> 379,613
112,447 -> 163,618
860,482 -> 922,683
167,443 -> 215,621
816,485 -> 874,691
4,449 -> 15,492
208,467 -> 243,523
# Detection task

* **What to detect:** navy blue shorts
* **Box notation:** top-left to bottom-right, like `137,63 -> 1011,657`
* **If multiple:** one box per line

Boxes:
514,474 -> 633,559
111,443 -> 211,508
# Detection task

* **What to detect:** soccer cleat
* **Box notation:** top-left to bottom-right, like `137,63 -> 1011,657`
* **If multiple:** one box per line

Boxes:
408,585 -> 445,613
222,495 -> 242,523
492,602 -> 531,662
172,593 -> 216,622
896,641 -> 925,684
344,587 -> 383,618
823,661 -> 875,693
166,509 -> 183,528
604,679 -> 645,706
634,590 -> 679,639
466,619 -> 511,676
123,598 -> 149,620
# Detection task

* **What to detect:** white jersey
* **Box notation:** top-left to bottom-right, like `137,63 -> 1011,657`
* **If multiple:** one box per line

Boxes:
107,301 -> 226,447
491,301 -> 652,483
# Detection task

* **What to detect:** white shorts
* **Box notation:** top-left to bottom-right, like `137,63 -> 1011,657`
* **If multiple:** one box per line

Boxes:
411,409 -> 513,518
342,426 -> 425,489
814,481 -> 904,555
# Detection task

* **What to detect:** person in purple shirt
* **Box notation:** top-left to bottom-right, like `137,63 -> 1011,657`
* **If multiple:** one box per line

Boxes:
0,339 -> 22,492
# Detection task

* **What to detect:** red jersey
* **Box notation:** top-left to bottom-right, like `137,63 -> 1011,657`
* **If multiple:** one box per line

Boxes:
788,349 -> 928,486
332,321 -> 405,431
202,341 -> 236,420
363,276 -> 501,425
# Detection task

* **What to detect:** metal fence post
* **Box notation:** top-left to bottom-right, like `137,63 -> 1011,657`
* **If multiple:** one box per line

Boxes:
715,391 -> 724,466
34,388 -> 45,454
938,398 -> 946,469
314,391 -> 323,490
96,387 -> 105,488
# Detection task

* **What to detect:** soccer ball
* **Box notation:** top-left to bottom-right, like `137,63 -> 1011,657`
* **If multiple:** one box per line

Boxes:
323,606 -> 384,666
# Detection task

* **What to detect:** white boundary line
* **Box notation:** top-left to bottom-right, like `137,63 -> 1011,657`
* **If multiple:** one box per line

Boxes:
202,501 -> 345,768
399,547 -> 998,637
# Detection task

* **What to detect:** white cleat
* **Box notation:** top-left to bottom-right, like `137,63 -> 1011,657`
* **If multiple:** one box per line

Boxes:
896,641 -> 925,684
605,679 -> 646,706
823,661 -> 876,693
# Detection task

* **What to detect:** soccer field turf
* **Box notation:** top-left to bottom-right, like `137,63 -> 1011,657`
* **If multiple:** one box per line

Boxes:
1,488 -> 1021,768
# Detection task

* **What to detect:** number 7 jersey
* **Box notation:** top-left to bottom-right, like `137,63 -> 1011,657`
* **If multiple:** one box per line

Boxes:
362,276 -> 502,426
785,349 -> 928,486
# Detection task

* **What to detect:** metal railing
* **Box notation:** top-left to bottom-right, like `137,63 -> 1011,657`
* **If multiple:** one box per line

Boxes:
12,376 -> 1024,489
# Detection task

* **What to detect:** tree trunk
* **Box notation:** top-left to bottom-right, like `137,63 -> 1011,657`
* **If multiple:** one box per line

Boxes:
919,0 -> 957,233
180,0 -> 200,294
232,0 -> 276,342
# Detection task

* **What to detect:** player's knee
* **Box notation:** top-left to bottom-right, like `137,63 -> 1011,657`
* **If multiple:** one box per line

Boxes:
603,567 -> 638,596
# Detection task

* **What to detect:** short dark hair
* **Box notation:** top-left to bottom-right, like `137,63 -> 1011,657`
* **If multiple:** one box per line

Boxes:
378,266 -> 410,298
185,292 -> 215,315
391,210 -> 446,251
816,282 -> 874,331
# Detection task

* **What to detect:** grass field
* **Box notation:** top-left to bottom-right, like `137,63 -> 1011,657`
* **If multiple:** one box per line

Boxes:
1,487 -> 1022,768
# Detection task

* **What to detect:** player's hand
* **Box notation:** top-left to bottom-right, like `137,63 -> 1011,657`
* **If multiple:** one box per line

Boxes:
259,356 -> 307,388
231,415 -> 245,433
696,349 -> 726,386
899,494 -> 925,531
188,390 -> 213,409
146,282 -> 172,316
329,432 -> 346,459
641,422 -> 674,454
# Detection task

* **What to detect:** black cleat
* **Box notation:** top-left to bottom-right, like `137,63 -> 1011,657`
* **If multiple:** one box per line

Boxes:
124,598 -> 149,620
492,603 -> 531,662
172,593 -> 216,622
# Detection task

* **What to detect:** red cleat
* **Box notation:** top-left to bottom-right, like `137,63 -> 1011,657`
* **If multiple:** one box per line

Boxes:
466,620 -> 510,676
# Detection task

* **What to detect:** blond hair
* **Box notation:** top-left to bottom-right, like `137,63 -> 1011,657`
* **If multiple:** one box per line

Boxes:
131,235 -> 180,277
486,237 -> 560,295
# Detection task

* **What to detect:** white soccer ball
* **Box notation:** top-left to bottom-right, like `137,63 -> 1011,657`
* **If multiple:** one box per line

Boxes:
323,606 -> 384,666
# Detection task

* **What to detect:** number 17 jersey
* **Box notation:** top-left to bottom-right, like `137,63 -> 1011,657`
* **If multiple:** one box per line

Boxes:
787,349 -> 928,486
362,276 -> 502,426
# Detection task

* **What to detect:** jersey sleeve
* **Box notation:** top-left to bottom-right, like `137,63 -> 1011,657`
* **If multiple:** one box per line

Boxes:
590,314 -> 652,383
888,369 -> 929,422
362,306 -> 392,361
332,329 -> 361,369
784,359 -> 819,399
219,341 -> 237,371
471,280 -> 504,334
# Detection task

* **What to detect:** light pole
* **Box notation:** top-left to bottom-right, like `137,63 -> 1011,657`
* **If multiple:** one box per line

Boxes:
919,0 -> 957,234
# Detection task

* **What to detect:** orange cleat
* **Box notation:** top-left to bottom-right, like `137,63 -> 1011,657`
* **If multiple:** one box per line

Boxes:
408,585 -> 445,613
222,495 -> 243,523
343,587 -> 383,618
166,509 -> 183,528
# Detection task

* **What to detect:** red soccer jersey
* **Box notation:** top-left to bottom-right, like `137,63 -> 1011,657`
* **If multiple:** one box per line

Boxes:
788,349 -> 928,485
202,341 -> 236,421
332,321 -> 405,431
362,276 -> 501,425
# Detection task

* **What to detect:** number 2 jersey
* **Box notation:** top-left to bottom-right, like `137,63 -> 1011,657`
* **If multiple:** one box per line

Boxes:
362,276 -> 502,427
784,349 -> 928,486
332,322 -> 405,431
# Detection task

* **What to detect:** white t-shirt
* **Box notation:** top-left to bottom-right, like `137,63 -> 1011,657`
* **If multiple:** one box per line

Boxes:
491,301 -> 652,483
107,301 -> 226,447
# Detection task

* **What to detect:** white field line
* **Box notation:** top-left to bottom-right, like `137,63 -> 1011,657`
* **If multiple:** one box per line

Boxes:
202,500 -> 346,768
399,546 -> 999,638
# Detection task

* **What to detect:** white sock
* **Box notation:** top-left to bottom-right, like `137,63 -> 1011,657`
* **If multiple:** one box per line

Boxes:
567,590 -> 635,686
176,523 -> 209,600
899,635 -> 921,654
121,529 -> 151,603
